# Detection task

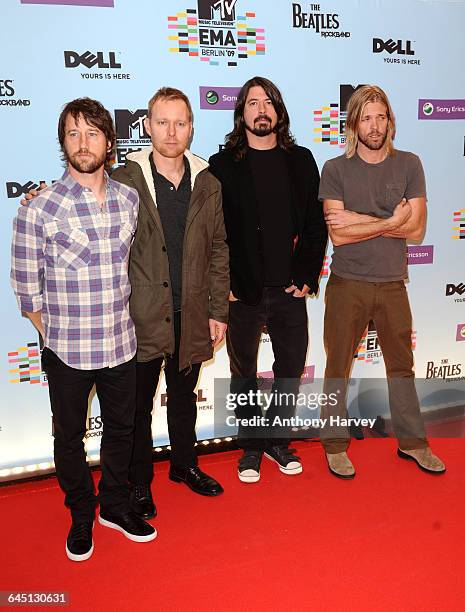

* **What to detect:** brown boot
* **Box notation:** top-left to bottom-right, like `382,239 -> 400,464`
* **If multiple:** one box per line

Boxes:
397,447 -> 446,474
326,451 -> 355,479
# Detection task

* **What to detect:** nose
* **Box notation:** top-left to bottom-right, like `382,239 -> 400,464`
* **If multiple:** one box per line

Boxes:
168,121 -> 176,137
258,100 -> 267,114
79,132 -> 89,149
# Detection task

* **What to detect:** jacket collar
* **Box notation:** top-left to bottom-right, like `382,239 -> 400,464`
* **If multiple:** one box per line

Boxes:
125,147 -> 209,206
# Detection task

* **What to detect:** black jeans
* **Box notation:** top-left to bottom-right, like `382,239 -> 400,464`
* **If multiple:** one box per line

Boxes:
227,287 -> 309,451
42,348 -> 136,523
129,312 -> 202,484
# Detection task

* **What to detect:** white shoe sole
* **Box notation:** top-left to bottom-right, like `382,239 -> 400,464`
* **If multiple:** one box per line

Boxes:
264,453 -> 303,475
66,541 -> 94,562
238,469 -> 260,483
98,516 -> 157,542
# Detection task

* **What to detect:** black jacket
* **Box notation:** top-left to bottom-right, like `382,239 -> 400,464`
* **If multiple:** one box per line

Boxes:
209,145 -> 327,305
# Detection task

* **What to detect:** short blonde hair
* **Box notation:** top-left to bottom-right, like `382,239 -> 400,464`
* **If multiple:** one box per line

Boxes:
344,85 -> 396,158
147,87 -> 193,122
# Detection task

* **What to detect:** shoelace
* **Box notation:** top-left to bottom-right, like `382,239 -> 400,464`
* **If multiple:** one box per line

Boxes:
239,452 -> 262,469
71,523 -> 92,540
134,484 -> 150,499
275,447 -> 301,462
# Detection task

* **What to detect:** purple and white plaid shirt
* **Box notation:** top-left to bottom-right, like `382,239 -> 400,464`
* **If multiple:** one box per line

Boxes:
11,170 -> 139,370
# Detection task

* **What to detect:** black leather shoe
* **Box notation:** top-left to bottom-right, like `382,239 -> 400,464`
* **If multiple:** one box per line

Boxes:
66,521 -> 94,562
169,465 -> 224,496
98,511 -> 157,542
130,484 -> 157,519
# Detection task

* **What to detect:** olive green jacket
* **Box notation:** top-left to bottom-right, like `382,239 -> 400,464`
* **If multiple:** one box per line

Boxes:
111,148 -> 229,370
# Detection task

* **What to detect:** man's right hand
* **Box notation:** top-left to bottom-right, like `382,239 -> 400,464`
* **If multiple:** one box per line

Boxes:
391,198 -> 412,228
20,183 -> 47,206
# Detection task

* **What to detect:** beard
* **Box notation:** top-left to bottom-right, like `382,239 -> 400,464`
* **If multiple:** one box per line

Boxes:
65,148 -> 106,174
245,115 -> 276,137
358,129 -> 388,151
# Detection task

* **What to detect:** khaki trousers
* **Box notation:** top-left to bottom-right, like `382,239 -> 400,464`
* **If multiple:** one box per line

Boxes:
321,274 -> 428,453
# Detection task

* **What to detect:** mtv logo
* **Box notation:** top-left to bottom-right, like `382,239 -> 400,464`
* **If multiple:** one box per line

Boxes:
198,0 -> 237,21
339,84 -> 366,112
114,109 -> 149,140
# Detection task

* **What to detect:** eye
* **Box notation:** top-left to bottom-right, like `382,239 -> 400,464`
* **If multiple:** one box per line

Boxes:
157,120 -> 167,126
177,122 -> 186,128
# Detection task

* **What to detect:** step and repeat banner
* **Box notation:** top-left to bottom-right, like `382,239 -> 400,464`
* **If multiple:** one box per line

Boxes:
1,0 -> 464,479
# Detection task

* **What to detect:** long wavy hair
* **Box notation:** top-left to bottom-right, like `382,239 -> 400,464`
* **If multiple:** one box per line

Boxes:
344,85 -> 396,158
224,76 -> 295,160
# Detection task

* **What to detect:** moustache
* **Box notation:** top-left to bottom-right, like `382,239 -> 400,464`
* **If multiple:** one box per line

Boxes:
255,115 -> 272,123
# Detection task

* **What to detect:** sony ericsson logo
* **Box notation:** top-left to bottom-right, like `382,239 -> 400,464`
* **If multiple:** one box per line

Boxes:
64,50 -> 121,69
419,99 -> 465,120
199,86 -> 240,109
423,102 -> 434,116
206,90 -> 219,105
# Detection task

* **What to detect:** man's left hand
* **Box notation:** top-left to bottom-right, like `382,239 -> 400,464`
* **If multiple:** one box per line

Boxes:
209,319 -> 227,347
285,284 -> 310,298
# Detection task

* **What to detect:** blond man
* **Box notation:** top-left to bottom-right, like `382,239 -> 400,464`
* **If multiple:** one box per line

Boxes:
319,85 -> 445,478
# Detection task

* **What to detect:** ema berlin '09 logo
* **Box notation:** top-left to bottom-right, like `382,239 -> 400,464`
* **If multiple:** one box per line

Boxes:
407,245 -> 434,265
452,209 -> 465,240
114,109 -> 151,166
21,0 -> 114,6
354,322 -> 416,365
0,79 -> 31,108
8,342 -> 47,387
5,179 -> 49,199
425,358 -> 462,381
372,37 -> 420,66
168,0 -> 266,67
63,51 -> 130,80
291,3 -> 350,38
313,84 -> 366,147
199,86 -> 240,109
418,99 -> 465,120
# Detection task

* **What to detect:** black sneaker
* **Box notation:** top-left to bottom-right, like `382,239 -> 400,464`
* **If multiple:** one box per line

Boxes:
98,511 -> 157,542
264,446 -> 303,475
130,483 -> 157,520
238,450 -> 262,483
66,521 -> 94,562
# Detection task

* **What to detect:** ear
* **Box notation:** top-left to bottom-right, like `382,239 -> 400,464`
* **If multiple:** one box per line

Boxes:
144,116 -> 152,137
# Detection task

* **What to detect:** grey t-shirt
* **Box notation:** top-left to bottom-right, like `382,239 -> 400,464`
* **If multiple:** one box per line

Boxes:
318,150 -> 426,282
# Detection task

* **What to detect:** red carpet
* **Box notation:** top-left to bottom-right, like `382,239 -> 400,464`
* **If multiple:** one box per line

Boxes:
2,439 -> 465,611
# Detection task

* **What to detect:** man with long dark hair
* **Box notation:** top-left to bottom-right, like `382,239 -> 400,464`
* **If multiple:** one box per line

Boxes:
209,77 -> 327,483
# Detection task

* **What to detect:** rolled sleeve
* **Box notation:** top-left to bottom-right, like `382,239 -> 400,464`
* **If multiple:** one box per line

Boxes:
10,205 -> 45,312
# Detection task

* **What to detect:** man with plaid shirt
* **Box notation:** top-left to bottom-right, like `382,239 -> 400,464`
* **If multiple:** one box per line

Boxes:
10,98 -> 156,562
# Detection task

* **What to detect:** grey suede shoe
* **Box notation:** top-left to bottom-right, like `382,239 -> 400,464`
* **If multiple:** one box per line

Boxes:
326,451 -> 356,479
397,447 -> 446,474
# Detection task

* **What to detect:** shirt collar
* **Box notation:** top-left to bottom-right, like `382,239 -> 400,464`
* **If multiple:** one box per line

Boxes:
61,168 -> 112,198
